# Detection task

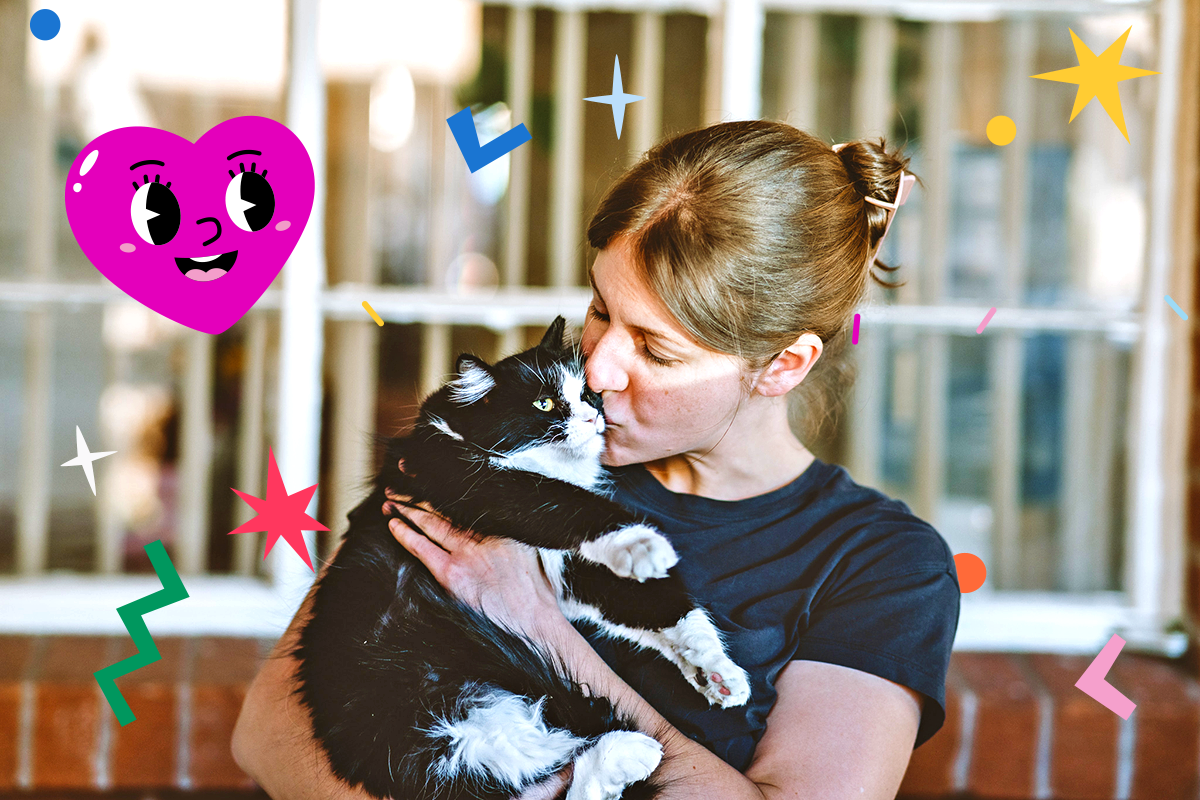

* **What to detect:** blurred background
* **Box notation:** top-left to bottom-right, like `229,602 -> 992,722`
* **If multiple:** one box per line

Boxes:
0,0 -> 1198,795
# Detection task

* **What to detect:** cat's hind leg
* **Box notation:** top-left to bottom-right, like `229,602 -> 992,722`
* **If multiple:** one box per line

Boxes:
560,560 -> 751,709
427,686 -> 583,797
565,731 -> 662,800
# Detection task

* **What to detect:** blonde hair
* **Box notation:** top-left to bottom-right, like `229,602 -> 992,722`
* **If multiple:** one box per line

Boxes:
586,119 -> 914,443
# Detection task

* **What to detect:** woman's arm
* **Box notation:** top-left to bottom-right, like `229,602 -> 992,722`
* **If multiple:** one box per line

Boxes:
231,554 -> 569,800
231,575 -> 375,800
390,507 -> 924,800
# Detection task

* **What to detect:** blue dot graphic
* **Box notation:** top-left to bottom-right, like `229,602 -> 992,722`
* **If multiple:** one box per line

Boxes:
29,9 -> 61,41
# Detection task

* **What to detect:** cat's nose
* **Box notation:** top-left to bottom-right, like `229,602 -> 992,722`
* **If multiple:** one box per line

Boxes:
582,384 -> 604,414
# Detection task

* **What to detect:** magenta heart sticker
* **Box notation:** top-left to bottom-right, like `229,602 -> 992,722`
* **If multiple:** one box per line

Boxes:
64,116 -> 315,335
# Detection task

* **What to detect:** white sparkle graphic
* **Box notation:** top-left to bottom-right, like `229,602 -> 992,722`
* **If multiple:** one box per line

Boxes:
60,426 -> 116,496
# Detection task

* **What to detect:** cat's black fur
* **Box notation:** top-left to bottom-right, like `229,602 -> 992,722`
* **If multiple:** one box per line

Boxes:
292,317 -> 748,800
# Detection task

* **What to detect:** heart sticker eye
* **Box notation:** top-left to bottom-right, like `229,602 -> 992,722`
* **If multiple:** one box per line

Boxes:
226,168 -> 276,232
533,397 -> 555,412
130,180 -> 181,245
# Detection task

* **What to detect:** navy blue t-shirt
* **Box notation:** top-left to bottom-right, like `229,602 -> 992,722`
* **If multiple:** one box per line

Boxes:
576,458 -> 961,772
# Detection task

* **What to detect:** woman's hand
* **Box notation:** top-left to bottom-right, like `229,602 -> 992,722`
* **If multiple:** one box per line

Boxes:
382,488 -> 568,643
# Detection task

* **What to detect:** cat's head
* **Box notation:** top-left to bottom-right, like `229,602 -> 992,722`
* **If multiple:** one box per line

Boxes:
423,316 -> 607,464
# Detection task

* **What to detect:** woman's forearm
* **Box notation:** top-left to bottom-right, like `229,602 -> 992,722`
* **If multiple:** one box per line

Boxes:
535,617 -> 767,800
232,583 -> 379,800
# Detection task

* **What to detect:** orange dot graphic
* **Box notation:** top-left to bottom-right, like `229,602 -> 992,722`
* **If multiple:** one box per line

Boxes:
954,553 -> 987,593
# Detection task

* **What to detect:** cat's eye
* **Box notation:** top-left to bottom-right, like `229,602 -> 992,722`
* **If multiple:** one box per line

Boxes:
532,398 -> 555,412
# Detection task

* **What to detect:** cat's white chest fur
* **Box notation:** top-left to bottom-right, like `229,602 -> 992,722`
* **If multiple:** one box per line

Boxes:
489,445 -> 603,491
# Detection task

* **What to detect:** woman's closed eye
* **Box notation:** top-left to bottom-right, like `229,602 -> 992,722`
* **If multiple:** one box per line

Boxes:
586,304 -> 675,367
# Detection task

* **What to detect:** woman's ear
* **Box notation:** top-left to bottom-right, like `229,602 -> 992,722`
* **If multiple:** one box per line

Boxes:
752,333 -> 823,397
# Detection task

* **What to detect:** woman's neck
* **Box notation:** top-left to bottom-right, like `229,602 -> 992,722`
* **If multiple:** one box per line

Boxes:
642,402 -> 815,502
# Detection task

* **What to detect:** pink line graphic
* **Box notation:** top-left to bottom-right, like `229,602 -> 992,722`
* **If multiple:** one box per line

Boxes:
976,307 -> 997,334
852,313 -> 861,344
1075,634 -> 1136,719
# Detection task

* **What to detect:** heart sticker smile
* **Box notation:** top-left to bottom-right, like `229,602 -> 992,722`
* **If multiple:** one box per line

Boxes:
64,116 -> 315,335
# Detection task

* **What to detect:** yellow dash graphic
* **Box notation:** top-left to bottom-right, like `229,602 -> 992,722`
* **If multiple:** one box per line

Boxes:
362,301 -> 384,326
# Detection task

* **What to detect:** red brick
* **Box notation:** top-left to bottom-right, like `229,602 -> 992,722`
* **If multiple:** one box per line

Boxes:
954,652 -> 1040,798
109,637 -> 185,788
1027,653 -> 1119,800
0,637 -> 35,790
899,656 -> 965,795
1109,654 -> 1200,800
187,638 -> 262,789
33,636 -> 112,788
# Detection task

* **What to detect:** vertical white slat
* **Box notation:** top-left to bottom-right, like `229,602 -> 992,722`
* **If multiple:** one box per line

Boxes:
1127,0 -> 1185,627
853,15 -> 896,140
233,313 -> 268,576
94,343 -> 125,575
16,82 -> 57,577
1060,333 -> 1100,590
497,326 -> 525,362
421,323 -> 452,399
779,13 -> 819,131
503,5 -> 534,288
271,0 -> 328,606
703,3 -> 725,126
430,81 -> 458,287
718,0 -> 764,121
1088,339 -> 1121,588
914,21 -> 959,525
328,322 -> 379,559
325,80 -> 378,563
630,11 -> 664,162
175,330 -> 214,575
847,14 -> 897,488
992,19 -> 1034,590
550,9 -> 586,288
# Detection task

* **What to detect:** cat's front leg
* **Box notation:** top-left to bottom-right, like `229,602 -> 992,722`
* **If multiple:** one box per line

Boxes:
576,523 -> 678,582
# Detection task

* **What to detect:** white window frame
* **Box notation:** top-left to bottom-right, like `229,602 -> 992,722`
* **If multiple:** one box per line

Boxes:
0,0 -> 1188,658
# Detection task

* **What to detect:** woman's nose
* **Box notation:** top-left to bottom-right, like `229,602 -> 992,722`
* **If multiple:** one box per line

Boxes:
583,331 -> 628,394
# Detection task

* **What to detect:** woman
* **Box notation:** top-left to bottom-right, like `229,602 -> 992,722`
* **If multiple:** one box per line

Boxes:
233,120 -> 960,800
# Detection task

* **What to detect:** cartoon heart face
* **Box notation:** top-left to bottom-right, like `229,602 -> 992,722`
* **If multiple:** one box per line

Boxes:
64,116 -> 315,335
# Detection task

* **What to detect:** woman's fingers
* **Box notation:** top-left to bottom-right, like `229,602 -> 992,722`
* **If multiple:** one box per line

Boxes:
389,516 -> 451,575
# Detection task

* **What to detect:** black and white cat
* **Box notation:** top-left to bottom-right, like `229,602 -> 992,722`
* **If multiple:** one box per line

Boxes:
293,317 -> 749,800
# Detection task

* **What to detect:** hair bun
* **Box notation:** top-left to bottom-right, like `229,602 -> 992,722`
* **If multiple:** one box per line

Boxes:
832,138 -> 913,258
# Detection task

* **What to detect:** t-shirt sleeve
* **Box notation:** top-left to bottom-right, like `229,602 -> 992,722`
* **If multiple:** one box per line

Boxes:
790,534 -> 961,749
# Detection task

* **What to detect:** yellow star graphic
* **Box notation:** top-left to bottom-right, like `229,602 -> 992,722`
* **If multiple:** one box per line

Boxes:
1032,27 -> 1159,142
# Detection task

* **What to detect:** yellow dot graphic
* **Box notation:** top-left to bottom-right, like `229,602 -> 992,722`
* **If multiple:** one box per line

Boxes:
986,115 -> 1016,146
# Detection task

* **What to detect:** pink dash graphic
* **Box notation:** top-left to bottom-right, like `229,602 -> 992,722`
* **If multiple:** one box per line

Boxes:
976,307 -> 997,334
852,313 -> 861,344
1075,634 -> 1136,719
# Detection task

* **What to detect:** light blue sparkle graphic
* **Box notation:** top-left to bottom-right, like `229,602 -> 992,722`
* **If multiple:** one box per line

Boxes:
585,56 -> 643,139
1165,295 -> 1188,321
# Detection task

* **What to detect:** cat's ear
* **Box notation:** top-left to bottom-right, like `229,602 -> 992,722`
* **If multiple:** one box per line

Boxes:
539,315 -> 568,353
448,354 -> 495,405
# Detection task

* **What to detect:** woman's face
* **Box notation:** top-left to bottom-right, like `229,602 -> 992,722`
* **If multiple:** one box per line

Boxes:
580,238 -> 752,467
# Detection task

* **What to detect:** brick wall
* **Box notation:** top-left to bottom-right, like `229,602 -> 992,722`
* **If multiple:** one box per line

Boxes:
0,636 -> 269,791
3,636 -> 1200,798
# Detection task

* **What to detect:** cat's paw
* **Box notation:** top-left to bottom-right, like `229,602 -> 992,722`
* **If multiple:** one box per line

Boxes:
664,609 -> 751,708
688,657 -> 751,709
577,524 -> 678,582
566,731 -> 662,800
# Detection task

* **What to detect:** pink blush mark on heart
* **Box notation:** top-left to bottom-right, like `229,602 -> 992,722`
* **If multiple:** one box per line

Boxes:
120,243 -> 136,253
275,220 -> 291,231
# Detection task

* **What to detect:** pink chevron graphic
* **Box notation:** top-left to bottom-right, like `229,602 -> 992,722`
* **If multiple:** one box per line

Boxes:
1075,634 -> 1136,719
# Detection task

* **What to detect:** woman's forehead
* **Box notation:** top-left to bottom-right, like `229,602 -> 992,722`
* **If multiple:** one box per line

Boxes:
591,246 -> 689,347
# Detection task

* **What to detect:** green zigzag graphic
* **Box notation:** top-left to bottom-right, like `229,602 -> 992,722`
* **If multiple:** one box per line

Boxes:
94,539 -> 189,726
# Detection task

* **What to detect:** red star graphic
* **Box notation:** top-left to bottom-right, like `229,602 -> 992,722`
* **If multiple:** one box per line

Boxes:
229,448 -> 328,572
